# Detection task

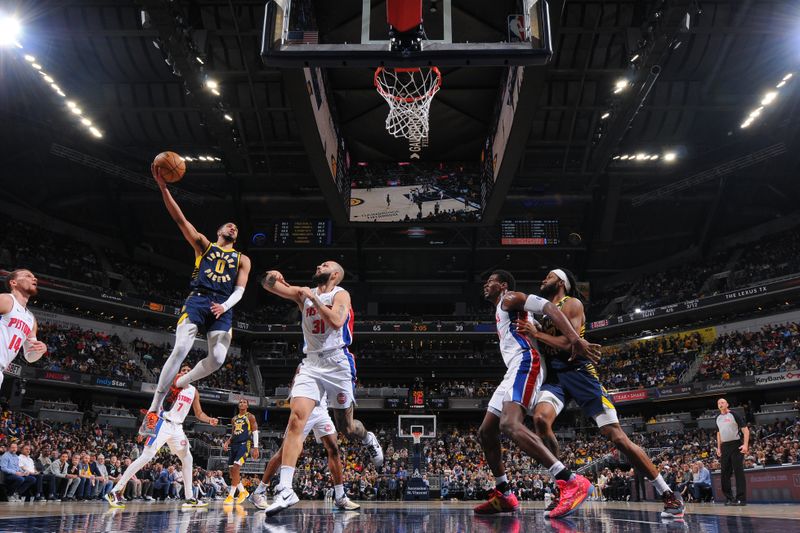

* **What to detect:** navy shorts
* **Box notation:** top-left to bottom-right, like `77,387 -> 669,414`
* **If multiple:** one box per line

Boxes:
538,364 -> 617,421
179,292 -> 233,334
228,441 -> 250,466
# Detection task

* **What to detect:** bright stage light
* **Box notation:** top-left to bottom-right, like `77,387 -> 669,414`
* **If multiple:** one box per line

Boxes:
0,15 -> 21,48
664,152 -> 677,162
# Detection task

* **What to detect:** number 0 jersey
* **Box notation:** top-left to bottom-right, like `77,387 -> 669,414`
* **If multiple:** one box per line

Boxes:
161,384 -> 197,424
190,243 -> 240,297
0,294 -> 36,372
230,413 -> 252,445
301,286 -> 353,355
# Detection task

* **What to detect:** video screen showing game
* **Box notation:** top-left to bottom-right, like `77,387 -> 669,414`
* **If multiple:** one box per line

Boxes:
348,161 -> 482,223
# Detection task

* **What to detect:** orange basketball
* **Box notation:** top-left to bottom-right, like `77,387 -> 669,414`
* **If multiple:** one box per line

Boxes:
153,151 -> 186,183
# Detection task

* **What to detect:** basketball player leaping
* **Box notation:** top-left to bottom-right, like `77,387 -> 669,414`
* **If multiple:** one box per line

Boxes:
1,270 -> 47,391
107,365 -> 218,508
515,268 -> 685,519
140,166 -> 251,437
222,399 -> 260,505
260,261 -> 383,516
475,270 -> 600,519
250,367 -> 360,511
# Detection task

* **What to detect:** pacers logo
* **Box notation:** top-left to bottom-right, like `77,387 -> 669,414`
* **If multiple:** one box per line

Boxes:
204,249 -> 236,283
350,198 -> 364,207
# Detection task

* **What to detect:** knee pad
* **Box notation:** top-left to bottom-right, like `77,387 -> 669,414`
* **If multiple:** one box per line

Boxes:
207,331 -> 231,366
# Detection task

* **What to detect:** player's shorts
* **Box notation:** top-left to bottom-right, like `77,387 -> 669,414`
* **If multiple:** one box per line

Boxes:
534,364 -> 618,427
145,418 -> 191,456
228,441 -> 251,466
284,407 -> 337,443
487,348 -> 545,416
290,348 -> 357,409
178,291 -> 233,334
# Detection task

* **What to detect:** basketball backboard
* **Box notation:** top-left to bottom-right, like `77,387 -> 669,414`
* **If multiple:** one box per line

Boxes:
262,0 -> 552,67
398,414 -> 437,439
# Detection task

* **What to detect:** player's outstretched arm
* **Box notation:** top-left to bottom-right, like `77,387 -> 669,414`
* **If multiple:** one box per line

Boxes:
152,164 -> 210,256
0,294 -> 13,314
308,289 -> 351,329
192,392 -> 218,426
260,270 -> 307,306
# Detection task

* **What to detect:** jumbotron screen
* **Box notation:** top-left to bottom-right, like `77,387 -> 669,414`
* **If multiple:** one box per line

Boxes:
348,161 -> 482,223
500,219 -> 560,246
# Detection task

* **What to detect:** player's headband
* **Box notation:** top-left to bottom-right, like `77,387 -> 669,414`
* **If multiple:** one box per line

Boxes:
551,269 -> 571,292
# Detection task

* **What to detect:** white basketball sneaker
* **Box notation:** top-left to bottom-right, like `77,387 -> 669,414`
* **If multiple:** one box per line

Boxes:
363,431 -> 384,468
264,486 -> 299,517
334,496 -> 361,510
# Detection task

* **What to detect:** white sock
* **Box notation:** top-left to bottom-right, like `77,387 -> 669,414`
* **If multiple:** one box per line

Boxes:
548,461 -> 566,478
255,481 -> 268,495
237,483 -> 245,492
228,486 -> 236,497
495,474 -> 508,486
334,484 -> 345,499
279,466 -> 295,492
651,474 -> 670,495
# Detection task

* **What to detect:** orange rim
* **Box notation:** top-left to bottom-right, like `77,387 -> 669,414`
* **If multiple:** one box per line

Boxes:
374,66 -> 442,104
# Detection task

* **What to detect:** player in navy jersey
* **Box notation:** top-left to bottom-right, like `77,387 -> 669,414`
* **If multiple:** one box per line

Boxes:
515,268 -> 684,519
140,165 -> 251,437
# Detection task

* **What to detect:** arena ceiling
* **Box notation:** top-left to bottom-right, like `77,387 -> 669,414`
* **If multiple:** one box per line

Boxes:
1,0 -> 799,286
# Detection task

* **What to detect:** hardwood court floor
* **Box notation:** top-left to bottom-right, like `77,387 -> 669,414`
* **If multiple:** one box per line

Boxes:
0,499 -> 798,532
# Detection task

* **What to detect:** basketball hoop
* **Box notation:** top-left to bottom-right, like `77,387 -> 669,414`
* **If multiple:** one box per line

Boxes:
411,430 -> 423,445
374,66 -> 441,142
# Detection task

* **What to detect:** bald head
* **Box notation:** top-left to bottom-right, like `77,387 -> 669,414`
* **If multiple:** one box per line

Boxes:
312,261 -> 345,286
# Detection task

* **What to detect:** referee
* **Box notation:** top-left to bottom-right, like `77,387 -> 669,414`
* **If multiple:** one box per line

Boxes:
715,398 -> 749,506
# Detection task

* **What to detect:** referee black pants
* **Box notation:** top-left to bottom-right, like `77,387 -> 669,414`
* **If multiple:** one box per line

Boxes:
720,441 -> 746,502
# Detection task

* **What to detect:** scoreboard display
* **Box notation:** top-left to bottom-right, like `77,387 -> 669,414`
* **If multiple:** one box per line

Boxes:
271,220 -> 332,246
500,219 -> 559,246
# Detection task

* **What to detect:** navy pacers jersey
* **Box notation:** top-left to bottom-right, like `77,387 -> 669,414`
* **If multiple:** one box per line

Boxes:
230,413 -> 251,444
190,243 -> 240,297
539,296 -> 589,372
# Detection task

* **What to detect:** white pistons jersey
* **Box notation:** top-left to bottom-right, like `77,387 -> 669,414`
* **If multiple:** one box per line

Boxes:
495,296 -> 538,367
0,294 -> 36,372
162,384 -> 197,425
301,286 -> 354,355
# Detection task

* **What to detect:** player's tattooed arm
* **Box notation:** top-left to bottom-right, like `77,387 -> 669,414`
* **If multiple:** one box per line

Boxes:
261,270 -> 306,306
311,289 -> 351,329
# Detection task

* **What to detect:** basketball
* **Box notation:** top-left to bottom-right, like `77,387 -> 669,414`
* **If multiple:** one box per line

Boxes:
153,151 -> 186,183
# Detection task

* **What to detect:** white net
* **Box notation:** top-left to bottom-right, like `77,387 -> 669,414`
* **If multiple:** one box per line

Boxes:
374,66 -> 441,142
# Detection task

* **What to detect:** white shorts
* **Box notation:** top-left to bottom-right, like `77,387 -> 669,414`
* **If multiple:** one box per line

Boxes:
290,349 -> 357,409
487,351 -> 545,417
145,419 -> 191,456
285,406 -> 337,443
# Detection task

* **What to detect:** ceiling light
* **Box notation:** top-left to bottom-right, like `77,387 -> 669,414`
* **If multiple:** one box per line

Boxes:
210,88 -> 220,96
89,127 -> 102,138
601,112 -> 610,120
612,155 -> 621,160
761,91 -> 778,106
66,101 -> 76,108
630,54 -> 639,62
636,153 -> 647,160
635,308 -> 642,313
81,118 -> 92,126
50,83 -> 60,91
664,152 -> 677,161
56,90 -> 65,97
199,156 -> 207,161
783,73 -> 793,81
31,63 -> 42,70
184,156 -> 193,161
748,107 -> 762,118
43,75 -> 53,83
613,79 -> 629,94
620,155 -> 629,160
776,81 -> 786,88
205,79 -> 218,89
224,114 -> 233,122
23,54 -> 35,62
0,16 -> 21,47
196,56 -> 204,64
649,154 -> 659,160
740,120 -> 752,129
70,107 -> 82,115
213,157 -> 221,161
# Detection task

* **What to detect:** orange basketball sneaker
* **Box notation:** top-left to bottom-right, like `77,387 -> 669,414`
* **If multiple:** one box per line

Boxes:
548,475 -> 593,519
473,489 -> 520,515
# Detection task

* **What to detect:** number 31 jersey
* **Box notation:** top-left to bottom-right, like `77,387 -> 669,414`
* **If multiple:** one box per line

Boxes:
301,286 -> 353,355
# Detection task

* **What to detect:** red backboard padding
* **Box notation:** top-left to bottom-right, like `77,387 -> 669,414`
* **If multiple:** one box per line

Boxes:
386,0 -> 423,32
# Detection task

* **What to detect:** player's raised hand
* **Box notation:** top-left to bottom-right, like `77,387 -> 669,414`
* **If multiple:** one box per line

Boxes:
569,337 -> 602,365
262,270 -> 288,289
513,319 -> 539,341
151,163 -> 167,188
251,448 -> 260,460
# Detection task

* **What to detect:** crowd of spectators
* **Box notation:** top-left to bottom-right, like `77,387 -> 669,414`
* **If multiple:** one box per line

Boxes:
698,322 -> 800,381
601,331 -> 704,390
733,228 -> 800,289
